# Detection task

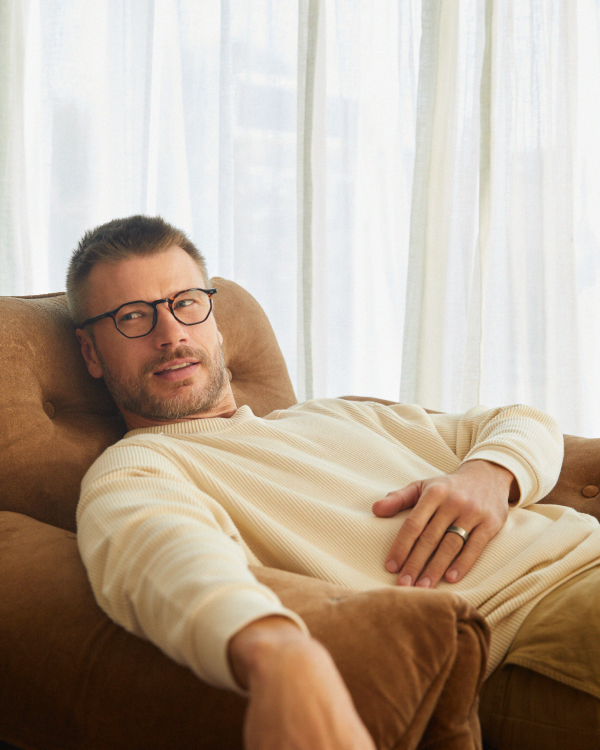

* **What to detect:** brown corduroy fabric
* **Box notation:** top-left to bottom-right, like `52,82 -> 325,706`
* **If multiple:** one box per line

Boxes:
0,294 -> 124,530
0,512 -> 488,750
541,434 -> 600,520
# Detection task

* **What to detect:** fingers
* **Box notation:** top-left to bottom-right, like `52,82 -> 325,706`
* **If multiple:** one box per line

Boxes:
394,517 -> 502,588
399,529 -> 466,588
377,467 -> 510,588
382,486 -> 503,586
443,526 -> 491,583
398,525 -> 474,588
383,481 -> 457,575
372,481 -> 422,517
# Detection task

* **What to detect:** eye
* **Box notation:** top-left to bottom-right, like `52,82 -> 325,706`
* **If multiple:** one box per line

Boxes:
120,311 -> 143,321
173,296 -> 198,309
117,307 -> 150,324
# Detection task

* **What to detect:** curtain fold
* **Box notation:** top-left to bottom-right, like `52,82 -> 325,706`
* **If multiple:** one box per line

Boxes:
479,0 -> 585,434
0,0 -> 24,294
296,0 -> 321,401
401,0 -> 487,412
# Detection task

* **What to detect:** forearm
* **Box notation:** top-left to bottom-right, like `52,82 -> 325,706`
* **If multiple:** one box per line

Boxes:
229,615 -> 325,690
228,616 -> 376,750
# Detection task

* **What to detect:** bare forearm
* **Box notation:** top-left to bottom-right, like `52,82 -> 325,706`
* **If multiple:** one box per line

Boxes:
228,616 -> 376,750
229,615 -> 313,689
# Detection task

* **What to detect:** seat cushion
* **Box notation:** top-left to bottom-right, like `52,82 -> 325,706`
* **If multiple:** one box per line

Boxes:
480,664 -> 600,750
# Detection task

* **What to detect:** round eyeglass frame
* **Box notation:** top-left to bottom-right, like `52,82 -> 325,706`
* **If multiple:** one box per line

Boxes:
80,287 -> 218,338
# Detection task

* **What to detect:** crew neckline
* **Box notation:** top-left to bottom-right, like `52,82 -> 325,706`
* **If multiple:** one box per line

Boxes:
125,404 -> 255,437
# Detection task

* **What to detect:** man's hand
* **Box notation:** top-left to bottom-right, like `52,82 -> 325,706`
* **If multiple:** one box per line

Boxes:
372,459 -> 518,589
229,616 -> 376,750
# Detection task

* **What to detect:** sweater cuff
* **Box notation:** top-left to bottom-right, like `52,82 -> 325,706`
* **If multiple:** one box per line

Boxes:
189,585 -> 309,693
461,447 -> 539,507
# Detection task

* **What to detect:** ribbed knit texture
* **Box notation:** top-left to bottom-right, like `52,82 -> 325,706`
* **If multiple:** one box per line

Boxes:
77,399 -> 599,691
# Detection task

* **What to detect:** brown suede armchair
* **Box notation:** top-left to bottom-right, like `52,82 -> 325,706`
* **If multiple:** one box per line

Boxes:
1,280 -> 599,750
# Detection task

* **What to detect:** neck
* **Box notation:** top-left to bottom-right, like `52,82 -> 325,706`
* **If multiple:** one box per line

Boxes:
121,395 -> 239,431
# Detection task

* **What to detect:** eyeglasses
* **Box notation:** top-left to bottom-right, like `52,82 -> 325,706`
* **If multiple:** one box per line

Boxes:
80,288 -> 217,338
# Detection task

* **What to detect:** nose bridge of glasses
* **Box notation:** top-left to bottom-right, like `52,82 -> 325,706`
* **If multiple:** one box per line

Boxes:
154,296 -> 181,326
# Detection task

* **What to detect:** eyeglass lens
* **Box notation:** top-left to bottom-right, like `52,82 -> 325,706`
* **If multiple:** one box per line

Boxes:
115,290 -> 211,336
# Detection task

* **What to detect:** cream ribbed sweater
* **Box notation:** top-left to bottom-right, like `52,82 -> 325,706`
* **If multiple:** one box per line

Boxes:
77,399 -> 600,692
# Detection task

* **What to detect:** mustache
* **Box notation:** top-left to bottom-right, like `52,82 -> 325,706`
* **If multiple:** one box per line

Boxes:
141,347 -> 209,377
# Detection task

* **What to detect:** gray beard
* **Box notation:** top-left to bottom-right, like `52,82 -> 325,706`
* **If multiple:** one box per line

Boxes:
96,344 -> 228,422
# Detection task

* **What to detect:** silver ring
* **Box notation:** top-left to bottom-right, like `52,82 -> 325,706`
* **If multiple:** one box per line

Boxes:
445,524 -> 469,546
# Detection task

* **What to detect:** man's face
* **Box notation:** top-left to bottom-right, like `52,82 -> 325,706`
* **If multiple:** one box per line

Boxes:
77,246 -> 235,428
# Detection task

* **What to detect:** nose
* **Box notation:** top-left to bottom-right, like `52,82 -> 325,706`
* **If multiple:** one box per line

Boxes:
151,302 -> 190,348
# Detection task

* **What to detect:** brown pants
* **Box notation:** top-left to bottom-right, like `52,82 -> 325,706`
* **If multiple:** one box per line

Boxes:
479,565 -> 600,750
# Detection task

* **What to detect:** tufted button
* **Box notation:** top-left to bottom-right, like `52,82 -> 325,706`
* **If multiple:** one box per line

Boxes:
226,368 -> 233,382
581,485 -> 599,498
43,401 -> 55,419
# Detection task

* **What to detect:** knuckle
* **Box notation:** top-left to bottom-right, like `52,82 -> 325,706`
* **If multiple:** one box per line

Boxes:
418,527 -> 440,547
476,518 -> 496,534
388,540 -> 409,561
440,535 -> 464,557
400,516 -> 423,537
424,482 -> 448,500
442,497 -> 463,517
447,491 -> 474,511
453,490 -> 472,506
422,559 -> 447,580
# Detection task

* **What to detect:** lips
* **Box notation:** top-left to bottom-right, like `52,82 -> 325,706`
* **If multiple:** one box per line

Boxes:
145,350 -> 207,382
153,363 -> 200,382
154,358 -> 199,374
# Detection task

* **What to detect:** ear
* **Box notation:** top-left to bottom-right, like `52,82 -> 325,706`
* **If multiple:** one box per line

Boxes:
76,329 -> 104,379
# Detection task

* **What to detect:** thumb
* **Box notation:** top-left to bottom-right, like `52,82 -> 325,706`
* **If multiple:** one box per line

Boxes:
372,481 -> 422,517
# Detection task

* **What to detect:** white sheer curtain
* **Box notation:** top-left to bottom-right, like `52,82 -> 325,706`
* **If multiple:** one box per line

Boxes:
401,0 -> 600,436
2,0 -> 600,436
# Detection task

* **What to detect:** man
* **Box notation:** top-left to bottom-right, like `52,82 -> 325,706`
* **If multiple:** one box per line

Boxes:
69,215 -> 600,750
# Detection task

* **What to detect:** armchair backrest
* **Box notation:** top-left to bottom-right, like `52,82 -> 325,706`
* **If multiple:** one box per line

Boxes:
0,277 -> 297,531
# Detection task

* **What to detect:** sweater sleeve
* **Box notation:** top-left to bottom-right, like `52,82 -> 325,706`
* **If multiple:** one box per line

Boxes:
76,440 -> 308,693
426,404 -> 564,507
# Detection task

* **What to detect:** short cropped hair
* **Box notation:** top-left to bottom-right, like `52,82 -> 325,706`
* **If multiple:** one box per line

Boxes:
66,215 -> 209,326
